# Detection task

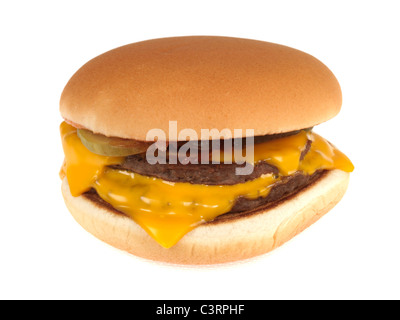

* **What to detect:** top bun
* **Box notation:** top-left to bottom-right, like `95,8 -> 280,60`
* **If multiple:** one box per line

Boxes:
60,36 -> 342,140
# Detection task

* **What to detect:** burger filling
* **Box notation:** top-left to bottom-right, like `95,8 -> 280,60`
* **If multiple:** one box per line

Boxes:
60,122 -> 354,248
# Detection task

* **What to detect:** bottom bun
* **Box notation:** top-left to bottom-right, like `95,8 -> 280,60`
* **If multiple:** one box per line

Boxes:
61,169 -> 350,265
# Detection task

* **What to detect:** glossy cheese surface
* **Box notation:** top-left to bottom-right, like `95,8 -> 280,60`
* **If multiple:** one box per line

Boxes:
60,122 -> 124,196
94,168 -> 276,248
60,122 -> 353,248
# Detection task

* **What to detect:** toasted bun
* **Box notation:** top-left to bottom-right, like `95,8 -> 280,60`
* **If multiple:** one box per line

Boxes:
61,170 -> 349,265
60,36 -> 342,140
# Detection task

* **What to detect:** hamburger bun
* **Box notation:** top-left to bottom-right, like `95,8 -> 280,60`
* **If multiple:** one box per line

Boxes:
60,36 -> 342,140
61,169 -> 350,265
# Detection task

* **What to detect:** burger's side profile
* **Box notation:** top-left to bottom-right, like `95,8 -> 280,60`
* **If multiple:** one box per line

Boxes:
59,36 -> 354,265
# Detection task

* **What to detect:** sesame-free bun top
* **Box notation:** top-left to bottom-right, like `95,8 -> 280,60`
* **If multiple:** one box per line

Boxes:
60,36 -> 342,140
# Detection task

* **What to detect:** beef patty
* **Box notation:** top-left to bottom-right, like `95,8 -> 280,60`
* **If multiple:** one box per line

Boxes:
111,133 -> 311,185
83,129 -> 317,220
83,169 -> 325,222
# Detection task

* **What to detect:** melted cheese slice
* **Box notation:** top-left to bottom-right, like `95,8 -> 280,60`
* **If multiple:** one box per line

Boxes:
60,122 -> 124,196
94,168 -> 276,248
60,122 -> 354,248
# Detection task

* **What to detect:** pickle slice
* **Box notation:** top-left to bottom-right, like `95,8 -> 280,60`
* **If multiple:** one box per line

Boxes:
77,129 -> 151,156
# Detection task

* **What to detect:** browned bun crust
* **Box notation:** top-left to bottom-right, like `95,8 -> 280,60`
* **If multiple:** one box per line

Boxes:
61,170 -> 350,265
60,36 -> 342,140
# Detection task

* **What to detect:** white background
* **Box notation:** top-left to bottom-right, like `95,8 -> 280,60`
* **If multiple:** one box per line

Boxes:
1,0 -> 399,300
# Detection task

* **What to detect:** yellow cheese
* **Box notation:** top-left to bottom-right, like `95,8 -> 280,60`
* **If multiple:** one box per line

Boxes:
60,122 -> 124,196
60,122 -> 353,248
250,131 -> 310,175
94,168 -> 276,248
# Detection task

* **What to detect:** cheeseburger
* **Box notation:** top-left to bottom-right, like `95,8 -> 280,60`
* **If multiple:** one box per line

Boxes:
59,36 -> 354,264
